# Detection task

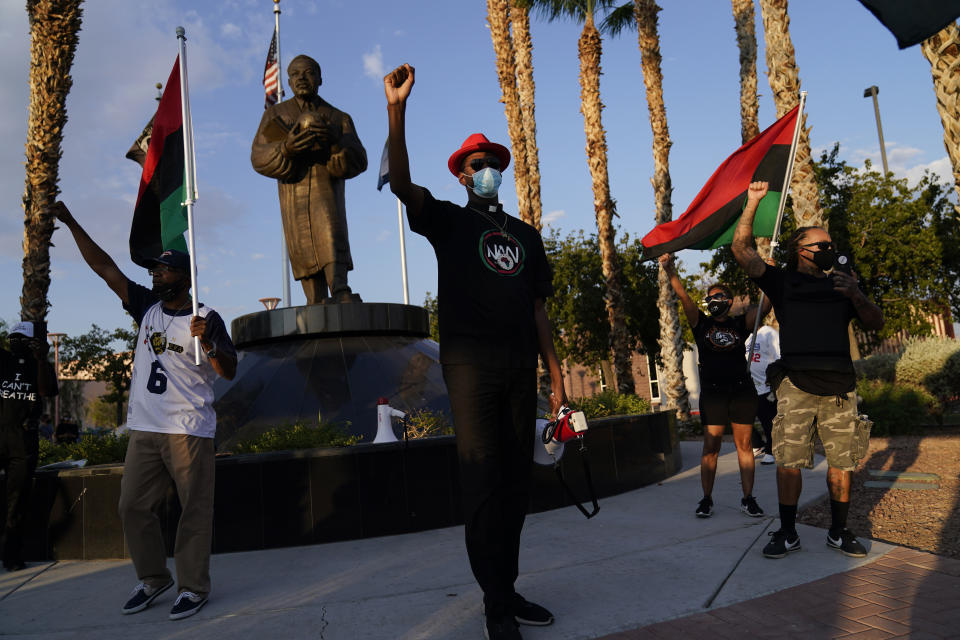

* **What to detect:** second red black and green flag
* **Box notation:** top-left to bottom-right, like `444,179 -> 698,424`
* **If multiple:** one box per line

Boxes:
641,105 -> 799,260
128,57 -> 189,268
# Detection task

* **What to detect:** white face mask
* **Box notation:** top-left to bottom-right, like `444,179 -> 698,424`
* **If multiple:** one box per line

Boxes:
468,167 -> 502,198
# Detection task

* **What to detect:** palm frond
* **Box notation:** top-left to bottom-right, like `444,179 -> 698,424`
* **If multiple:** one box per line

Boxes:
600,2 -> 636,37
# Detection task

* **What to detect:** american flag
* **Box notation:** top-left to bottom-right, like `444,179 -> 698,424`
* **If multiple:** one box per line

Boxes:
263,28 -> 280,109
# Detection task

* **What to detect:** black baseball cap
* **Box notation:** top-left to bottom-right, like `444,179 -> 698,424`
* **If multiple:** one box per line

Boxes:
146,249 -> 190,271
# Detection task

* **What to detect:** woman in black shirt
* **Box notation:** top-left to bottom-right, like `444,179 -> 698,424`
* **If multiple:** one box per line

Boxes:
660,254 -> 770,519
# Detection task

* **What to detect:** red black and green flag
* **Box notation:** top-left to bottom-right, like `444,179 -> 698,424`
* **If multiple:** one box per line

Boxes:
641,105 -> 799,260
128,57 -> 188,268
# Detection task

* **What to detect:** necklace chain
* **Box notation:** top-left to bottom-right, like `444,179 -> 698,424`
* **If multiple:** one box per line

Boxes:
160,298 -> 192,337
468,205 -> 508,235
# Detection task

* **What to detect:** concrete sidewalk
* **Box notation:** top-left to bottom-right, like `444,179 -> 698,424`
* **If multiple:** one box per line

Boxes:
0,441 -> 900,639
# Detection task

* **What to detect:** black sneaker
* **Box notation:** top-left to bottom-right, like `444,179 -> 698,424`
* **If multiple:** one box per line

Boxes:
827,528 -> 868,558
511,594 -> 553,626
763,529 -> 801,558
483,615 -> 522,640
121,579 -> 174,614
695,496 -> 713,518
169,590 -> 208,620
740,495 -> 764,517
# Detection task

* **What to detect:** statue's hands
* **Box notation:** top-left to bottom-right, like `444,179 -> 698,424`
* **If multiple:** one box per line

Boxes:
284,126 -> 316,155
327,150 -> 348,177
384,63 -> 415,105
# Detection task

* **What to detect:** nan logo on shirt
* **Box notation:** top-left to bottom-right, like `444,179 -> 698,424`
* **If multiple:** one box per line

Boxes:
478,229 -> 525,276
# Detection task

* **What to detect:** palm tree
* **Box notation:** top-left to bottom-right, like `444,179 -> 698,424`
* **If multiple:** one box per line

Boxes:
731,0 -> 774,259
922,22 -> 960,209
758,0 -> 823,228
732,0 -> 760,144
604,0 -> 689,418
523,0 -> 636,394
487,0 -> 533,226
21,0 -> 84,324
511,2 -> 544,231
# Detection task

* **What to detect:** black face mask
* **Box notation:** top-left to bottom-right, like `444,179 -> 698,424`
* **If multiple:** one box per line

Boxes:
152,276 -> 189,302
808,247 -> 837,271
706,299 -> 732,317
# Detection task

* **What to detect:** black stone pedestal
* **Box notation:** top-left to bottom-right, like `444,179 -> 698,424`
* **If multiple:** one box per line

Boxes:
212,303 -> 449,451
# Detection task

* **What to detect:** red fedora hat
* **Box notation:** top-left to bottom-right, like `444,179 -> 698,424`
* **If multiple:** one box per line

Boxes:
447,133 -> 511,177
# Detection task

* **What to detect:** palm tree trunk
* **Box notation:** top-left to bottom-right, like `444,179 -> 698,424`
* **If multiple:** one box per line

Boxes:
634,0 -> 689,419
487,0 -> 533,226
921,22 -> 960,210
731,0 -> 772,258
511,2 -> 543,231
732,0 -> 760,143
758,0 -> 823,229
22,0 -> 84,324
578,14 -> 635,394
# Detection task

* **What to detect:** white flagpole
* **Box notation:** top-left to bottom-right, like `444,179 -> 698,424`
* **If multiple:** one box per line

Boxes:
396,197 -> 409,304
176,26 -> 202,365
274,0 -> 292,308
746,91 -> 807,366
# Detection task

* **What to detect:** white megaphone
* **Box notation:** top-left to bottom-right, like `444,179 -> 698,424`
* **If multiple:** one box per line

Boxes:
533,418 -> 565,465
374,397 -> 406,443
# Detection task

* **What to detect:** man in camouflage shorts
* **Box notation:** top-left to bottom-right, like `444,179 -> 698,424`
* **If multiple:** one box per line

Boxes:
732,182 -> 884,560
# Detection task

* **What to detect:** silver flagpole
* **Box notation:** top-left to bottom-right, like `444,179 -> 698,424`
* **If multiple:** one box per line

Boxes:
274,0 -> 292,308
396,197 -> 409,304
176,26 -> 202,365
746,91 -> 807,365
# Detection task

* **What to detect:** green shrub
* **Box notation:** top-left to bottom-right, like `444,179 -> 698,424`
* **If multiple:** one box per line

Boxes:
857,380 -> 935,436
403,408 -> 454,439
854,352 -> 899,382
233,421 -> 360,454
38,433 -> 130,467
895,336 -> 960,417
570,391 -> 651,419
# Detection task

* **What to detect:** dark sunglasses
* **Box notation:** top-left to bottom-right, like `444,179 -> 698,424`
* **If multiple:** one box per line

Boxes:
469,156 -> 501,172
705,293 -> 729,302
149,265 -> 182,276
802,241 -> 834,251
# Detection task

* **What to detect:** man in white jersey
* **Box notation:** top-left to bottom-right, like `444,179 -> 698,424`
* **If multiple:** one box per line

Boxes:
747,322 -> 780,465
54,202 -> 236,621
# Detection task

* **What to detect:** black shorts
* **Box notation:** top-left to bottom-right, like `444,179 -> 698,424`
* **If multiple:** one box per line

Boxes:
699,381 -> 758,427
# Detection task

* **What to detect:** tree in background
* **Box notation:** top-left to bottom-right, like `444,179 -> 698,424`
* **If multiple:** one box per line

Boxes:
487,0 -> 534,225
511,1 -> 544,230
543,229 -> 660,372
921,21 -> 960,211
525,0 -> 636,394
422,293 -> 440,343
59,324 -> 136,429
758,0 -> 824,228
21,0 -> 83,324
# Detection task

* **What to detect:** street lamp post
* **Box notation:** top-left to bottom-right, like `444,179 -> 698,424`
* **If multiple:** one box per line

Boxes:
863,85 -> 889,175
47,332 -> 66,428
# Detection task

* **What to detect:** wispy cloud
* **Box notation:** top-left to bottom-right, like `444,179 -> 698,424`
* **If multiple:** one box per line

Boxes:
363,44 -> 385,82
542,209 -> 566,226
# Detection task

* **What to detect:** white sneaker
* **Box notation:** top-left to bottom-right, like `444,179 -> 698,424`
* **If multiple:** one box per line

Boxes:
760,453 -> 776,465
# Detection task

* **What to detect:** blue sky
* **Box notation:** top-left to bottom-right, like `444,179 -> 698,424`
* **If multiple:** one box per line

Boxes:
0,0 -> 952,341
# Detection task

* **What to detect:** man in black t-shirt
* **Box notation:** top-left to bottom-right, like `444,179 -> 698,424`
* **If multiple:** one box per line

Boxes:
732,182 -> 884,561
1,321 -> 57,571
384,63 -> 568,640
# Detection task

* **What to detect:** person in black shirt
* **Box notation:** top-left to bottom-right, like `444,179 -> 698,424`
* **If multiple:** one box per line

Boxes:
732,181 -> 884,560
660,255 -> 770,519
1,322 -> 57,571
384,63 -> 567,640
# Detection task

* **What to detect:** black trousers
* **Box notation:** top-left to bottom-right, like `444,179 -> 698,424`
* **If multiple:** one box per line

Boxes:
751,393 -> 777,454
0,425 -> 39,567
442,364 -> 536,616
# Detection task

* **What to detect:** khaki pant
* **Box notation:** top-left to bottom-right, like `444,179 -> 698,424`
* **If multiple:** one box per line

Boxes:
118,430 -> 215,595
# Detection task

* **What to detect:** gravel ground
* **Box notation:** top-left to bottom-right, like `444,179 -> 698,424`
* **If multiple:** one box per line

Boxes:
797,427 -> 960,559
